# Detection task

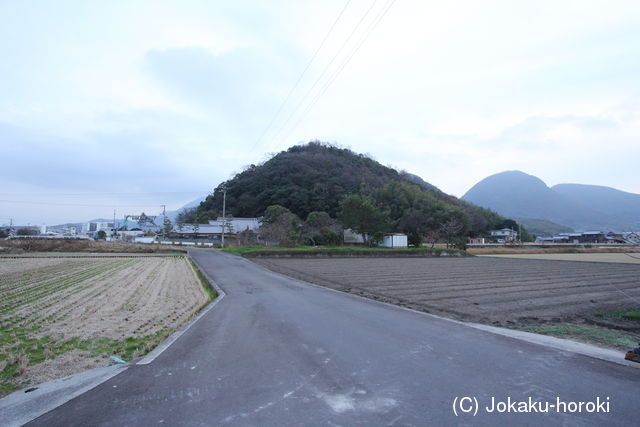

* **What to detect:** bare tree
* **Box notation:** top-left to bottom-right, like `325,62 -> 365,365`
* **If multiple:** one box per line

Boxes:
425,229 -> 441,248
440,218 -> 464,248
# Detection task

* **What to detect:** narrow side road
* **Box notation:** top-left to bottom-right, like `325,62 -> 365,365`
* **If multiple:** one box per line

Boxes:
27,250 -> 640,426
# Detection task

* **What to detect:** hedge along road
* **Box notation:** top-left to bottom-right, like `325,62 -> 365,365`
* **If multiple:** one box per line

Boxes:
27,249 -> 640,426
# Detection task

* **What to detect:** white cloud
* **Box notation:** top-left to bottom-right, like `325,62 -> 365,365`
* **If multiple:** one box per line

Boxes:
1,0 -> 639,224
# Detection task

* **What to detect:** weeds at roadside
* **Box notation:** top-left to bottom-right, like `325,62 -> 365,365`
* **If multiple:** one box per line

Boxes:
188,258 -> 216,304
516,323 -> 639,350
594,308 -> 640,321
0,325 -> 175,396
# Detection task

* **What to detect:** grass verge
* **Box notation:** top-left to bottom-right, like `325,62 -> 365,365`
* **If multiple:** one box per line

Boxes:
188,257 -> 217,304
594,308 -> 640,321
515,323 -> 639,350
0,326 -> 174,396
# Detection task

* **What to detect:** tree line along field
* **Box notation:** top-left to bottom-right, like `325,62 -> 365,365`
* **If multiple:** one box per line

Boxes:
0,255 -> 211,396
254,257 -> 640,349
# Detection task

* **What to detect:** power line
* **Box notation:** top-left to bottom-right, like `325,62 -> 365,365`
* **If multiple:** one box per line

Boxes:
282,0 -> 397,142
0,200 -> 166,208
266,0 -> 380,148
250,0 -> 352,151
0,191 -> 209,197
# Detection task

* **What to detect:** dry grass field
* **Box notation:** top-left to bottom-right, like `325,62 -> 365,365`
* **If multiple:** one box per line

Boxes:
0,255 -> 211,395
255,257 -> 640,349
0,239 -> 189,254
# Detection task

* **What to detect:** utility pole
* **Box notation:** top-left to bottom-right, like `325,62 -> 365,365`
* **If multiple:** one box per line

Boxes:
221,187 -> 227,248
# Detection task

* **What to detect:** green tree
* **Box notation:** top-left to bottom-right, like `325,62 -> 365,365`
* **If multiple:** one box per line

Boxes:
176,212 -> 186,233
303,211 -> 339,245
338,195 -> 388,244
162,217 -> 172,237
262,205 -> 293,225
16,228 -> 37,236
520,226 -> 534,243
96,230 -> 107,240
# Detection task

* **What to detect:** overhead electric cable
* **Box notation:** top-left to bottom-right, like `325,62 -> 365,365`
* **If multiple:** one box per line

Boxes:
0,200 -> 165,208
0,191 -> 208,197
267,0 -> 380,146
250,0 -> 352,151
282,0 -> 397,142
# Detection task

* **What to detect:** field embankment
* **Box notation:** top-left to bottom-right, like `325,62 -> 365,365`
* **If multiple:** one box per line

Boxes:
0,238 -> 187,254
0,255 -> 212,396
224,245 -> 468,258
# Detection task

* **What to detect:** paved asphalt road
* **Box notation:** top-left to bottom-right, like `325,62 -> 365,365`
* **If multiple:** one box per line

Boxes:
28,250 -> 640,426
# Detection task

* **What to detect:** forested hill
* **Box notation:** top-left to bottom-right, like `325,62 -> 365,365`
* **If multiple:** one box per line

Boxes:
197,142 -> 518,238
199,142 -> 400,218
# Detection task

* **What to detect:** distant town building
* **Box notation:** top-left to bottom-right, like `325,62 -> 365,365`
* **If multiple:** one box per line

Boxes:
173,217 -> 261,238
82,222 -> 114,234
623,232 -> 640,244
536,231 -> 631,244
490,228 -> 518,243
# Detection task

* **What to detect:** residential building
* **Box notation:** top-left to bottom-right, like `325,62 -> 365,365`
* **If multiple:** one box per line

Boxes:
173,217 -> 261,238
490,228 -> 518,243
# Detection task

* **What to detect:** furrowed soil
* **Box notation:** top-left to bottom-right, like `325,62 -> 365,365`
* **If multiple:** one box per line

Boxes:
253,257 -> 640,348
0,255 -> 210,395
478,253 -> 640,264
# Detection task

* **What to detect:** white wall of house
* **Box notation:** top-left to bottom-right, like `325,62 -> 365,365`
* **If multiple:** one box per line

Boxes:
381,234 -> 408,248
175,217 -> 261,235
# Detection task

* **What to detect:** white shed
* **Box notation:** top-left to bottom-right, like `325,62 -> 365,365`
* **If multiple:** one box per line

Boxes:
381,233 -> 408,248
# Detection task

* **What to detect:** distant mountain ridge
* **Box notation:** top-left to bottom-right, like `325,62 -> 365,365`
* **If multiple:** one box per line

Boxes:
462,171 -> 639,232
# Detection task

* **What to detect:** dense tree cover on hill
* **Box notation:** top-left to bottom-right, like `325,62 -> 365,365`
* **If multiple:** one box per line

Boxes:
199,142 -> 399,219
197,142 -> 528,243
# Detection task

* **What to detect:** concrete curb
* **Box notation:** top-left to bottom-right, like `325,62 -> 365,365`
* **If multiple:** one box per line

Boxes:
0,364 -> 128,427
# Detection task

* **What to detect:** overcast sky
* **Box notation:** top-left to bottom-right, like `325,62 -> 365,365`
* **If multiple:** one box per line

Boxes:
1,0 -> 639,225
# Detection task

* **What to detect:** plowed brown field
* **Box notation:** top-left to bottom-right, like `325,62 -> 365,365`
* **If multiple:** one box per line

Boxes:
254,257 -> 640,326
